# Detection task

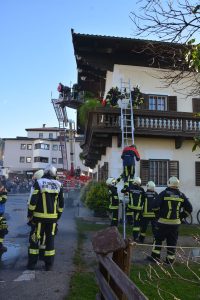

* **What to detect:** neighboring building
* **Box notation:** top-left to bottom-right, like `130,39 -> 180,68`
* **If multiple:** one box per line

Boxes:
3,125 -> 90,178
70,30 -> 200,221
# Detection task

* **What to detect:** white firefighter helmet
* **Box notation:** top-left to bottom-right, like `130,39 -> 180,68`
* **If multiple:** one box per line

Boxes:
106,177 -> 116,186
167,176 -> 179,188
44,164 -> 57,177
33,169 -> 44,180
146,181 -> 156,191
133,176 -> 141,185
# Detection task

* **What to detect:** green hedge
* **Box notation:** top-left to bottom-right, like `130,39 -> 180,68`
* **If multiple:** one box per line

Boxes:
81,181 -> 109,216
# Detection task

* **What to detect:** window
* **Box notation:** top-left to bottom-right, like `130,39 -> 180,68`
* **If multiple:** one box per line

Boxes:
26,157 -> 31,163
39,133 -> 43,138
27,144 -> 32,150
52,144 -> 58,151
49,133 -> 53,139
192,98 -> 200,113
52,158 -> 57,164
20,156 -> 25,163
140,159 -> 179,186
34,143 -> 50,150
20,144 -> 26,150
195,162 -> 200,186
149,95 -> 167,111
58,158 -> 63,164
34,157 -> 49,163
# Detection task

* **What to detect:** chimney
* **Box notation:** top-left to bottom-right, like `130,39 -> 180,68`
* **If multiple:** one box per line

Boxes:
43,124 -> 46,128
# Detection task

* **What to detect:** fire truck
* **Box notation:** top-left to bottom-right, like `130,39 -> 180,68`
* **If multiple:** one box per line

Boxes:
51,83 -> 91,191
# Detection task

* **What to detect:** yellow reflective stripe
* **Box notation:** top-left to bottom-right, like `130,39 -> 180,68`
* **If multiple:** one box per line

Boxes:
109,205 -> 118,209
37,223 -> 41,239
152,249 -> 160,254
144,198 -> 147,214
138,195 -> 142,208
114,196 -> 118,199
41,233 -> 46,246
0,238 -> 3,242
128,205 -> 142,210
45,250 -> 55,256
33,212 -> 57,218
158,218 -> 181,224
164,197 -> 184,202
29,249 -> 39,255
133,227 -> 140,231
167,201 -> 172,219
40,189 -> 59,194
52,223 -> 56,235
126,212 -> 133,216
28,204 -> 36,211
32,189 -> 39,195
54,195 -> 58,215
136,212 -> 140,220
140,233 -> 146,237
42,193 -> 47,215
58,207 -> 63,212
176,202 -> 181,219
143,213 -> 155,217
167,254 -> 175,259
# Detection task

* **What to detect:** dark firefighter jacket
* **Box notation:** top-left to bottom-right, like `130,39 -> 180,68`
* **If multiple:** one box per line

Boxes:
108,186 -> 119,210
153,187 -> 193,225
0,186 -> 7,215
121,146 -> 140,167
142,190 -> 158,218
27,177 -> 64,222
128,183 -> 145,210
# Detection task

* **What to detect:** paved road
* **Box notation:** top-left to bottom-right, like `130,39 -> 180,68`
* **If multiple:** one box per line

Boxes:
0,192 -> 85,300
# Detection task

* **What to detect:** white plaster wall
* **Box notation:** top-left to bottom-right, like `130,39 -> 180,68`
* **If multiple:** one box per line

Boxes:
105,64 -> 199,113
96,136 -> 200,222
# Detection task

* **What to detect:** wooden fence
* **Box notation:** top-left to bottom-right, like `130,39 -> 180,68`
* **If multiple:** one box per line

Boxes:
92,227 -> 147,300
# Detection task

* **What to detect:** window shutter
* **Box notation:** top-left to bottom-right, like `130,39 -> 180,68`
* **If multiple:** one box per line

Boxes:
168,96 -> 177,111
140,160 -> 150,185
168,160 -> 179,178
140,93 -> 149,109
192,98 -> 200,113
195,161 -> 200,186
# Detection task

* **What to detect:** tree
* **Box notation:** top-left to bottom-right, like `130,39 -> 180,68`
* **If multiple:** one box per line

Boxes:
130,0 -> 200,96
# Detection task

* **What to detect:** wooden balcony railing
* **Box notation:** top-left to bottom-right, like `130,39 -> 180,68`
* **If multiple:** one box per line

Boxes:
84,108 -> 200,139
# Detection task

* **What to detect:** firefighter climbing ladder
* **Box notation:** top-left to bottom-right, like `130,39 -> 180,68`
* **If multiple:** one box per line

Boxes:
120,79 -> 135,239
51,98 -> 69,171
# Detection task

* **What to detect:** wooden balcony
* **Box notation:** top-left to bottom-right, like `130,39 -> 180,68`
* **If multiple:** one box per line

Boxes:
81,107 -> 200,168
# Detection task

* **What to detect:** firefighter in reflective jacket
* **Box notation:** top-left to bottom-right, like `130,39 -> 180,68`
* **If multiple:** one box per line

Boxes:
0,182 -> 8,255
121,144 -> 140,191
149,176 -> 193,264
138,181 -> 158,243
127,177 -> 145,241
106,177 -> 119,226
27,165 -> 64,271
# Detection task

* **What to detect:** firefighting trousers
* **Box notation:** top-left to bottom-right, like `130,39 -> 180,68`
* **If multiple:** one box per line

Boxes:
110,208 -> 119,226
123,165 -> 135,184
126,208 -> 141,240
0,216 -> 8,244
139,217 -> 157,242
151,223 -> 179,263
28,222 -> 57,266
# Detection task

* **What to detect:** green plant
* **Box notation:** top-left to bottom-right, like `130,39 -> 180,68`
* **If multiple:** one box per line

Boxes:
85,181 -> 109,216
78,92 -> 101,126
80,181 -> 96,204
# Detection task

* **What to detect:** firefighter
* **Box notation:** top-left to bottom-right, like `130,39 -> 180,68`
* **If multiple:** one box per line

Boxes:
27,169 -> 44,205
149,176 -> 193,264
0,182 -> 8,255
127,177 -> 145,241
106,177 -> 119,226
27,164 -> 64,271
138,181 -> 158,243
121,144 -> 140,191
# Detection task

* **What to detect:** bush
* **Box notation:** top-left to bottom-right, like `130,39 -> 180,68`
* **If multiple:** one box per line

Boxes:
80,181 -> 95,204
84,181 -> 109,217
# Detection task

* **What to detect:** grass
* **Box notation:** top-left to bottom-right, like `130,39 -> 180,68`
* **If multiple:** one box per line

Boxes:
131,263 -> 200,300
66,219 -> 200,300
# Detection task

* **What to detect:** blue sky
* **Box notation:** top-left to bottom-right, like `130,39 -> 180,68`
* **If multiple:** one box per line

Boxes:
0,0 -> 138,138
